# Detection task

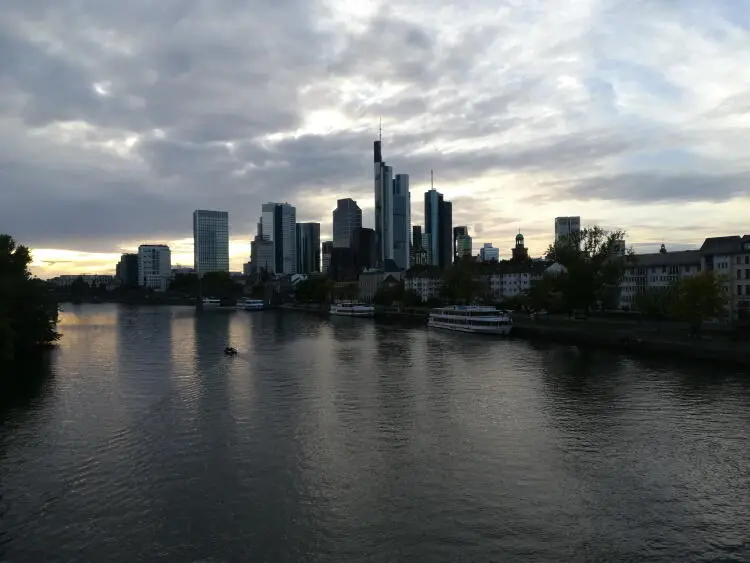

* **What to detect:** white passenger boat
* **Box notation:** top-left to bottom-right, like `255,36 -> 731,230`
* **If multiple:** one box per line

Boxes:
329,302 -> 375,317
236,298 -> 264,311
202,297 -> 221,308
428,306 -> 513,335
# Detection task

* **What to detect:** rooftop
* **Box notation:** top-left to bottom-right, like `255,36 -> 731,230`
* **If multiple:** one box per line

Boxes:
630,250 -> 700,267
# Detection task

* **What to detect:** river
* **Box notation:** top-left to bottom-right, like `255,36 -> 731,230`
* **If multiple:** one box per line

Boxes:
1,304 -> 749,562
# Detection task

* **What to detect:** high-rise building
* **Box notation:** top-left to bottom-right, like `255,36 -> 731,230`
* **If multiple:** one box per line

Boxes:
392,174 -> 411,270
296,222 -> 321,274
321,241 -> 333,274
374,139 -> 394,266
250,221 -> 274,279
333,198 -> 362,248
350,227 -> 377,272
479,243 -> 499,262
137,244 -> 171,291
116,253 -> 139,288
555,216 -> 581,243
260,203 -> 297,275
411,226 -> 423,266
453,226 -> 472,262
193,210 -> 229,277
424,182 -> 453,269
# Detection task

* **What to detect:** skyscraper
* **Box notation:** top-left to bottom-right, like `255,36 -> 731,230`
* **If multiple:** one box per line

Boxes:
392,174 -> 411,270
373,139 -> 394,266
411,225 -> 422,266
453,226 -> 472,262
555,216 -> 581,243
193,210 -> 229,277
296,222 -> 321,274
260,202 -> 297,275
350,227 -> 377,272
321,241 -> 333,274
424,178 -> 453,269
332,198 -> 362,248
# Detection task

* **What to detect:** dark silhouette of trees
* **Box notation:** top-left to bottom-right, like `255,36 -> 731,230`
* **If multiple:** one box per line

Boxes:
0,235 -> 60,364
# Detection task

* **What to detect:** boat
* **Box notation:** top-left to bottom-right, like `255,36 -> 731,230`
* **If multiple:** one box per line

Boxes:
428,305 -> 513,335
202,297 -> 221,307
236,298 -> 264,311
329,301 -> 375,317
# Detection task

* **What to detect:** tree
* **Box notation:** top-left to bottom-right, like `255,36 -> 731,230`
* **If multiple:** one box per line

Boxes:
169,273 -> 199,296
441,256 -> 482,304
545,226 -> 632,314
670,272 -> 727,336
634,286 -> 676,328
201,272 -> 243,299
0,235 -> 60,364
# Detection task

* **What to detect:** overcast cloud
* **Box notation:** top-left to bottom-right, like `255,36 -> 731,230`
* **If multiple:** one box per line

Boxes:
1,0 -> 749,275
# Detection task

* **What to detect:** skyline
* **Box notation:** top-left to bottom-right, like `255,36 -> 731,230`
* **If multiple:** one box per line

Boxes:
2,0 -> 749,278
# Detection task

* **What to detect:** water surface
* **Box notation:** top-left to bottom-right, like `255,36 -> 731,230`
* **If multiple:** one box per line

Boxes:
1,304 -> 749,562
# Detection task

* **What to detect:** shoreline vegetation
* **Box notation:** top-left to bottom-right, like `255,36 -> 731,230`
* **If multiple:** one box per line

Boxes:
1,235 -> 61,390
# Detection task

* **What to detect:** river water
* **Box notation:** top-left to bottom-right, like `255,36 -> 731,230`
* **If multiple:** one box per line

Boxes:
1,304 -> 749,562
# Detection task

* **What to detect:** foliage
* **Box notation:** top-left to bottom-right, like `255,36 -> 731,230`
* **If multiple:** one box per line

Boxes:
634,287 -> 676,323
201,272 -> 243,299
441,256 -> 483,304
294,277 -> 332,303
169,273 -> 199,295
670,272 -> 727,333
526,276 -> 565,312
0,235 -> 60,363
373,280 -> 406,306
545,226 -> 632,313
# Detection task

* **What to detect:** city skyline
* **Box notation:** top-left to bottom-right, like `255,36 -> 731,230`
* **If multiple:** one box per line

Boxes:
3,1 -> 748,277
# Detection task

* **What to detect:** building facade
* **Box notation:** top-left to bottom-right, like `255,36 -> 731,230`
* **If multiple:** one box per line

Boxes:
392,174 -> 411,270
618,247 -> 701,310
322,241 -> 333,274
479,243 -> 499,262
116,253 -> 139,288
424,188 -> 452,269
296,222 -> 321,274
193,210 -> 229,277
555,216 -> 581,243
373,140 -> 394,266
260,202 -> 297,275
700,235 -> 750,319
137,244 -> 171,291
350,227 -> 377,272
332,198 -> 362,249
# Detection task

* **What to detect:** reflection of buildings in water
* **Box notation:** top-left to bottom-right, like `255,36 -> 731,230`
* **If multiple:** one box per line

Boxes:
193,310 -> 232,377
329,317 -> 366,342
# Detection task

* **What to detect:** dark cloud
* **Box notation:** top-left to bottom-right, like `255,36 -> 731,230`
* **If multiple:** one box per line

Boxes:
555,171 -> 750,204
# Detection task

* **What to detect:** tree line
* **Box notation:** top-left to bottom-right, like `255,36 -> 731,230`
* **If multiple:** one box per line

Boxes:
0,235 -> 60,365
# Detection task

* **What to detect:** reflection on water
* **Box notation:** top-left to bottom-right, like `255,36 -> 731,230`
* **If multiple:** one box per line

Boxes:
1,305 -> 749,563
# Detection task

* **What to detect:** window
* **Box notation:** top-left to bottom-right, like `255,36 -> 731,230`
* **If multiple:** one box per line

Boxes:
746,256 -> 749,265
738,285 -> 743,296
738,270 -> 743,280
746,269 -> 750,280
738,256 -> 742,265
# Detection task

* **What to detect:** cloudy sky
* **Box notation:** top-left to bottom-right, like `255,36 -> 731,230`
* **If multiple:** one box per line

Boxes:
2,0 -> 749,277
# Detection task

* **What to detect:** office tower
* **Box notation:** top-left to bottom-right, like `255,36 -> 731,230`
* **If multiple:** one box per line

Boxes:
137,244 -> 171,291
555,216 -> 581,242
392,174 -> 411,270
424,176 -> 453,269
296,222 -> 321,274
332,198 -> 362,248
116,253 -> 139,288
322,241 -> 333,274
479,243 -> 500,262
453,226 -> 472,262
250,220 -> 274,278
350,227 -> 377,272
411,226 -> 422,266
374,138 -> 394,265
193,210 -> 229,277
260,202 -> 297,275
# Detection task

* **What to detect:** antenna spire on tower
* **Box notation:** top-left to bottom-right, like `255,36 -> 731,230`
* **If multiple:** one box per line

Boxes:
430,169 -> 434,190
378,116 -> 382,142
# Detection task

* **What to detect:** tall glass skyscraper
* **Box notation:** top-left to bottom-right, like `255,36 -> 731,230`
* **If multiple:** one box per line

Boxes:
260,203 -> 297,275
193,210 -> 229,277
424,187 -> 452,269
332,198 -> 362,248
392,174 -> 411,270
373,140 -> 394,266
296,222 -> 321,273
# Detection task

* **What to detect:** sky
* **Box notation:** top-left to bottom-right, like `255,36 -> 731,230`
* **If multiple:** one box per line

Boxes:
2,0 -> 749,278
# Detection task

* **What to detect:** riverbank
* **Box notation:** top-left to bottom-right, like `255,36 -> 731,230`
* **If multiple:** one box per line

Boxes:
280,304 -> 749,367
